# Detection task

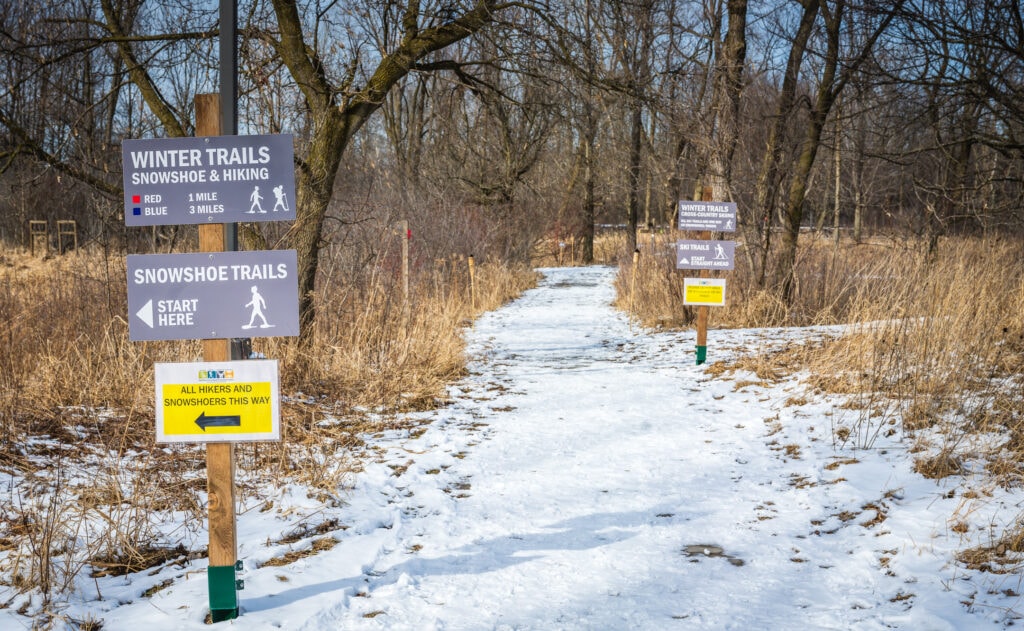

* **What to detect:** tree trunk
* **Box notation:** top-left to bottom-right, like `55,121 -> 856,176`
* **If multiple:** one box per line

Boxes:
291,110 -> 349,334
752,0 -> 819,287
270,0 -> 504,341
581,115 -> 597,264
707,0 -> 748,199
777,20 -> 841,299
774,0 -> 904,299
627,98 -> 643,252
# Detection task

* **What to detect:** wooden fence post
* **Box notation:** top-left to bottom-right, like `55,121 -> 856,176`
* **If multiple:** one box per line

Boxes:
400,220 -> 410,323
629,248 -> 640,318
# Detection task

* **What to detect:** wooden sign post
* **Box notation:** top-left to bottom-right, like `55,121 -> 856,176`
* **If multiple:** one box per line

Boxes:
123,3 -> 296,621
400,220 -> 410,323
676,187 -> 736,365
694,186 -> 713,365
124,93 -> 297,621
195,94 -> 240,622
468,254 -> 477,312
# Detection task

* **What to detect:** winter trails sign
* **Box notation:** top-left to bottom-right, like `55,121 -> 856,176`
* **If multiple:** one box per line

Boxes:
122,134 -> 295,226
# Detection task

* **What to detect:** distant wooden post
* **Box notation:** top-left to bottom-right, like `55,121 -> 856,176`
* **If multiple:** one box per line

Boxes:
467,254 -> 477,312
629,248 -> 640,317
451,255 -> 462,296
196,93 -> 239,622
434,258 -> 446,299
29,221 -> 47,256
400,220 -> 410,322
695,185 -> 713,365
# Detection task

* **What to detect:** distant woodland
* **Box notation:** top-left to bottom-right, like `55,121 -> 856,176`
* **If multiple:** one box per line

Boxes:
2,1 -> 1023,320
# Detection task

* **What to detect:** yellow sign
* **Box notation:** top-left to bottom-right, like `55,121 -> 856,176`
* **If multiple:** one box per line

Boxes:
683,278 -> 727,306
154,360 -> 280,443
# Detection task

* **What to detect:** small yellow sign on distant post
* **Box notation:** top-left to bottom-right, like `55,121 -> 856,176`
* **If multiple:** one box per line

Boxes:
683,278 -> 727,307
154,360 -> 280,443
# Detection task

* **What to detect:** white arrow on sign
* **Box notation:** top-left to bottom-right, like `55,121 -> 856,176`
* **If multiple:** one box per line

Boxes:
136,299 -> 154,328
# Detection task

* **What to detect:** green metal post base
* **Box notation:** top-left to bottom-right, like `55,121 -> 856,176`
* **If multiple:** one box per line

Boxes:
208,564 -> 239,622
696,345 -> 707,365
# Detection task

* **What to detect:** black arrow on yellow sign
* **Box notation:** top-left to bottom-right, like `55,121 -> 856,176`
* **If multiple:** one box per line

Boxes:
195,412 -> 242,431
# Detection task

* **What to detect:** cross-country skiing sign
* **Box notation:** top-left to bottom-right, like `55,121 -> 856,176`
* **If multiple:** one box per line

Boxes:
122,134 -> 295,226
677,201 -> 737,232
155,360 -> 280,443
127,250 -> 300,341
676,240 -> 735,270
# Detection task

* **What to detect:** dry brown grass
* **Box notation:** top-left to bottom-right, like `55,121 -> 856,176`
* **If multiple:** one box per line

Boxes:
616,232 -> 1024,571
261,536 -> 339,568
0,244 -> 534,433
619,235 -> 1024,435
958,530 -> 1024,575
801,238 -> 1024,456
0,241 -> 536,601
259,257 -> 536,417
531,231 -> 630,268
616,231 -> 922,329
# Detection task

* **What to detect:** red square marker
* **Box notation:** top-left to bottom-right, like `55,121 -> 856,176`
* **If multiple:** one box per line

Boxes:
132,195 -> 141,203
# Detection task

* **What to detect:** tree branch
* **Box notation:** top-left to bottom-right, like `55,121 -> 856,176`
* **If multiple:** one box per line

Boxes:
99,0 -> 187,137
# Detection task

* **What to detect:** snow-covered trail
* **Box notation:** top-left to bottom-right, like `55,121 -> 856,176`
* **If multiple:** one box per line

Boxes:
94,266 -> 1012,630
294,266 -> 976,630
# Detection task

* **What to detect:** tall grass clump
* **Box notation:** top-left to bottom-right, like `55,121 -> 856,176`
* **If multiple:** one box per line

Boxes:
616,230 -> 914,329
618,234 -> 1024,446
805,238 -> 1024,453
808,238 -> 1024,571
0,250 -> 162,444
264,254 -> 536,415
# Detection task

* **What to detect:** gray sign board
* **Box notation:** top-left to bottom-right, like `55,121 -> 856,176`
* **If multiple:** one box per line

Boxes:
127,250 -> 300,341
122,134 -> 295,226
677,201 -> 737,232
676,240 -> 736,270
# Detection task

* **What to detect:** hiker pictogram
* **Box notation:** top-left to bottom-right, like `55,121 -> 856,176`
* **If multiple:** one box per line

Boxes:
272,185 -> 290,212
249,186 -> 266,214
242,285 -> 274,329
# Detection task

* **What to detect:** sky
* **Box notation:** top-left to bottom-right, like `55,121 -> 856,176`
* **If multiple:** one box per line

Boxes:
14,265 -> 1024,630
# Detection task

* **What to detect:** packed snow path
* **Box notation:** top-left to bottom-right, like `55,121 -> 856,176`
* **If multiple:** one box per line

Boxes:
302,266 -> 988,630
95,266 -> 1015,630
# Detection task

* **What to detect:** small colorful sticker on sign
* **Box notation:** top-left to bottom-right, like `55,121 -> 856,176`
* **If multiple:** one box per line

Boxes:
683,278 -> 727,307
154,359 -> 280,443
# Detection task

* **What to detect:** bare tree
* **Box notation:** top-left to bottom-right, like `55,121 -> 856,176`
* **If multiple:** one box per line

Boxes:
892,0 -> 1024,248
1,0 -> 518,336
767,0 -> 904,298
748,0 -> 819,287
0,0 -> 218,244
703,0 -> 748,200
265,0 -> 519,336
